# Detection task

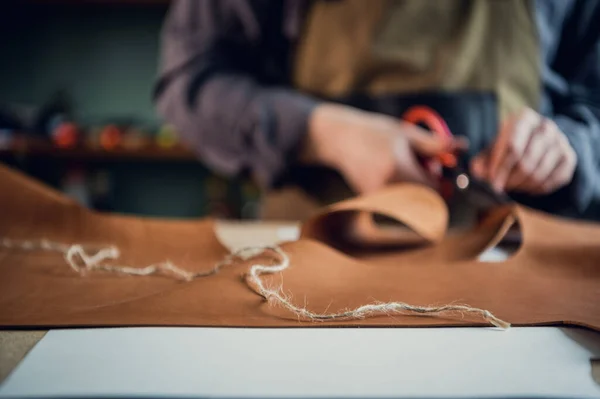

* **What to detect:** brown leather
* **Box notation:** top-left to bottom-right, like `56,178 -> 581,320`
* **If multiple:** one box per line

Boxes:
261,187 -> 322,221
0,164 -> 599,330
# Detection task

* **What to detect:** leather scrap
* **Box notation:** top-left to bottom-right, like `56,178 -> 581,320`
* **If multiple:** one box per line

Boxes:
0,164 -> 598,330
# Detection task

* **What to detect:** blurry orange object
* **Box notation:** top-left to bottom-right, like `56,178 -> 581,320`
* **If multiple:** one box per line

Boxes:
402,106 -> 457,168
86,127 -> 102,148
156,124 -> 179,148
99,125 -> 122,150
52,122 -> 79,149
121,128 -> 150,150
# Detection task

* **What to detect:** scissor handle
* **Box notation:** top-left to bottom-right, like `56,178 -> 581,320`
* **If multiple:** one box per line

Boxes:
402,106 -> 457,168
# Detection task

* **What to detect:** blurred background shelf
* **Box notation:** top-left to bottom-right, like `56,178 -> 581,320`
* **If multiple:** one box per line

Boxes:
23,0 -> 170,6
0,139 -> 197,163
0,0 -> 263,220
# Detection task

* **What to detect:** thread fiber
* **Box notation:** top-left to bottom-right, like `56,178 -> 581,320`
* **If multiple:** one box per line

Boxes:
0,237 -> 510,329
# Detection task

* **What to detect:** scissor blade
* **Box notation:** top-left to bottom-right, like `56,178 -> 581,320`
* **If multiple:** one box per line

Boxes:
444,167 -> 511,209
464,175 -> 512,208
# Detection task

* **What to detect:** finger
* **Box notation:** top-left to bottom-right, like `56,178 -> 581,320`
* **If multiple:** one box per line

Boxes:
505,121 -> 550,190
542,132 -> 578,192
449,136 -> 470,153
492,158 -> 514,193
532,157 -> 568,195
522,147 -> 562,194
410,135 -> 467,158
492,110 -> 543,191
470,155 -> 487,179
470,149 -> 490,179
401,123 -> 467,157
489,109 -> 541,186
392,136 -> 438,188
487,116 -> 515,182
533,124 -> 578,194
401,155 -> 439,188
425,159 -> 443,179
538,152 -> 576,194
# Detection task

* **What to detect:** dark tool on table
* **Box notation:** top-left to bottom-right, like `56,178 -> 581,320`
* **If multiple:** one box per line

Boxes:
402,106 -> 511,210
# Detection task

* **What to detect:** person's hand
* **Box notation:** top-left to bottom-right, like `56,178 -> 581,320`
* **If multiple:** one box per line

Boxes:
301,103 -> 466,194
471,108 -> 577,195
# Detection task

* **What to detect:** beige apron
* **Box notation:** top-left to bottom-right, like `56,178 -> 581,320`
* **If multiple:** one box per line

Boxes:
293,0 -> 540,119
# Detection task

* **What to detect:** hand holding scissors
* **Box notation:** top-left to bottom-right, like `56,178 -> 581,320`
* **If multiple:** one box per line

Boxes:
403,106 -> 511,208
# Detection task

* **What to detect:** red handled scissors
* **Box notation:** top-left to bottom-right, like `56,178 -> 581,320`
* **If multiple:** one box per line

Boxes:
402,106 -> 510,208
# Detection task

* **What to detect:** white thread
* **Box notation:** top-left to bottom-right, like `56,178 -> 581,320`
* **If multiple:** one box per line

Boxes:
0,238 -> 510,329
244,246 -> 510,329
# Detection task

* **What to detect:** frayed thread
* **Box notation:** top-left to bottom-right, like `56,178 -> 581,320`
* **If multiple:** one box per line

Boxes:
1,238 -> 510,329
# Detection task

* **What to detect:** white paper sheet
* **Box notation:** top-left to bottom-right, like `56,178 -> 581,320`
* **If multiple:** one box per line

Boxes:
2,327 -> 599,398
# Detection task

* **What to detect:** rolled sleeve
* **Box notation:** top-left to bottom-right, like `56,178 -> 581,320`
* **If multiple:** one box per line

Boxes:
154,0 -> 318,188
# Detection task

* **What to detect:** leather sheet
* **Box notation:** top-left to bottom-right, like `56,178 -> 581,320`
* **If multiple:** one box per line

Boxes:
0,164 -> 599,330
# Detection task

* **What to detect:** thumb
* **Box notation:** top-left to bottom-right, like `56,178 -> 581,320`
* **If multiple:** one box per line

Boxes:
470,150 -> 490,180
392,137 -> 439,189
401,123 -> 469,157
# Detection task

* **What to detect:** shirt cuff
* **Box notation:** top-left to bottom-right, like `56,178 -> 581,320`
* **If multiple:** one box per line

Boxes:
554,115 -> 595,215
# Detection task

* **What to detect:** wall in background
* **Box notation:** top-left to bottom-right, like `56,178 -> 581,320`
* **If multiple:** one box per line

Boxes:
0,3 -> 258,219
0,3 -> 167,125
